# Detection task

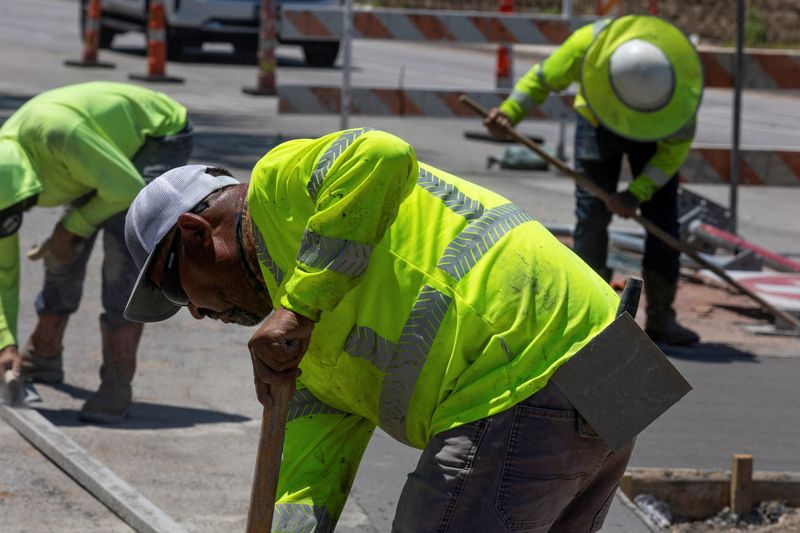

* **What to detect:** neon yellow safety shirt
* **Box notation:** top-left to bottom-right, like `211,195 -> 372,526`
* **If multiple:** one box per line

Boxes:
499,19 -> 696,203
0,81 -> 186,350
247,128 -> 619,531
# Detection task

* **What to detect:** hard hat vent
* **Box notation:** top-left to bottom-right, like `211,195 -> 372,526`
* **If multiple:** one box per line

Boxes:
608,39 -> 675,112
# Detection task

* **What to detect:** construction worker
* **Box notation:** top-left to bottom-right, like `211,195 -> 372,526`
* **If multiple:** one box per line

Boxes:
123,129 -> 637,531
0,81 -> 193,421
485,15 -> 704,345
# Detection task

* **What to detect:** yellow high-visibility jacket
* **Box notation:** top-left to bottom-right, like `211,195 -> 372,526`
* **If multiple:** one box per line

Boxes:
499,19 -> 696,202
0,81 -> 186,350
248,129 -> 618,532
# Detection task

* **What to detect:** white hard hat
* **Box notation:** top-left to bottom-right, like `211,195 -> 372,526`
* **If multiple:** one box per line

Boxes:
608,38 -> 675,112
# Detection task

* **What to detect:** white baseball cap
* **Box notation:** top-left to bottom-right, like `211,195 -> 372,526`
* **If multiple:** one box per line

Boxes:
124,165 -> 239,322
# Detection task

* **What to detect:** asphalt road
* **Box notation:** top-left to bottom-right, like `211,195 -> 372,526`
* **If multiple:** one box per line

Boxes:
1,1 -> 799,531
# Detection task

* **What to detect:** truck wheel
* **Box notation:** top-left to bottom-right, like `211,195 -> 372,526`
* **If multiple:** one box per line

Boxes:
166,30 -> 187,61
302,42 -> 340,68
233,39 -> 258,64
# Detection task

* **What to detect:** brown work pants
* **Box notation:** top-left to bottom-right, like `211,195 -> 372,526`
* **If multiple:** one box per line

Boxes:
392,380 -> 634,532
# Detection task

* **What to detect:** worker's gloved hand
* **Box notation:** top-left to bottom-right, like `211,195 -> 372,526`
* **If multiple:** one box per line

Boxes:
0,345 -> 21,376
607,191 -> 640,219
49,222 -> 83,265
483,107 -> 513,139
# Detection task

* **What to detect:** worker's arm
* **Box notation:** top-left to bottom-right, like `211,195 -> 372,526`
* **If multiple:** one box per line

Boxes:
272,385 -> 374,533
496,22 -> 601,126
57,124 -> 146,238
281,129 -> 419,322
627,119 -> 696,203
0,233 -> 21,367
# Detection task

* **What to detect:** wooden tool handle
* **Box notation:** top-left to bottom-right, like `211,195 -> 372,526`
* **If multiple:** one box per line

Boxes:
246,382 -> 293,533
460,94 -> 800,331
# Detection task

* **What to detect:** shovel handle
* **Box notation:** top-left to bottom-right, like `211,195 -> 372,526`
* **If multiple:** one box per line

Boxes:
246,381 -> 293,533
460,94 -> 800,331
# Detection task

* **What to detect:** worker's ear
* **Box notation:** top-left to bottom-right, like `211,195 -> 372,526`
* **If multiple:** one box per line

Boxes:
176,212 -> 213,249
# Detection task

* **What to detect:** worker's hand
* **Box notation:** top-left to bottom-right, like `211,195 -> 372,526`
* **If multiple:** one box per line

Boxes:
248,308 -> 314,408
49,222 -> 82,265
252,365 -> 301,409
249,307 -> 315,372
607,191 -> 640,219
483,107 -> 514,139
0,345 -> 23,405
0,345 -> 21,378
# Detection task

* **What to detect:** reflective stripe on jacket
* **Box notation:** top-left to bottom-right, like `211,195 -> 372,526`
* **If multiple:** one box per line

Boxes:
247,129 -> 618,531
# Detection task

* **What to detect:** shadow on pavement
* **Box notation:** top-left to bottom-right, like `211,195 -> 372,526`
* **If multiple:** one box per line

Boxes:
190,129 -> 292,172
31,382 -> 251,429
660,342 -> 759,363
713,303 -> 773,321
35,401 -> 250,430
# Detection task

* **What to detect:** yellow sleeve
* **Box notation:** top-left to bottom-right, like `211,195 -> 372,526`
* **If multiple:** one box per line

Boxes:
499,22 -> 600,124
628,119 -> 696,202
272,386 -> 374,532
58,124 -> 145,237
0,233 -> 21,350
281,130 -> 419,321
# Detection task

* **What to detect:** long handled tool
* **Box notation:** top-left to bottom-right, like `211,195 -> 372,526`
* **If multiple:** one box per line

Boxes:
460,94 -> 800,331
246,381 -> 293,533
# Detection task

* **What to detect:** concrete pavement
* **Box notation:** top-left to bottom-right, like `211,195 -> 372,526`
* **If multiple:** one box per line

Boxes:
1,1 -> 799,531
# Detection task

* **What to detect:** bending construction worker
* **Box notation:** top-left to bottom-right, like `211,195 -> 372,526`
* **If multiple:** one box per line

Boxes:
122,129 -> 670,531
0,81 -> 193,422
485,15 -> 704,345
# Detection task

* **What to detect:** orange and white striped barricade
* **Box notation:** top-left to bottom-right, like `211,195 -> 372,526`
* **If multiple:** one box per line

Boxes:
681,146 -> 800,187
64,0 -> 116,68
278,87 -> 575,120
129,0 -> 183,83
280,7 -> 595,45
243,0 -> 278,96
700,47 -> 800,89
278,6 -> 800,187
595,0 -> 622,17
280,7 -> 800,91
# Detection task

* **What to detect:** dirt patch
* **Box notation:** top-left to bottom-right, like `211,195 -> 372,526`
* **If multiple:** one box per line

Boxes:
669,502 -> 800,532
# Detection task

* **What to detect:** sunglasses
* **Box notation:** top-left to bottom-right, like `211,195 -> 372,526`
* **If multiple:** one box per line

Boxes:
161,230 -> 189,306
159,200 -> 210,307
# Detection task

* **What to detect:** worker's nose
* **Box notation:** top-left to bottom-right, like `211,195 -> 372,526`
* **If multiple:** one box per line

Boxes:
187,303 -> 205,320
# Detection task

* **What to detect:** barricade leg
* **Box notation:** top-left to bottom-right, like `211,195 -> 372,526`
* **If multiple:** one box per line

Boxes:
495,0 -> 513,89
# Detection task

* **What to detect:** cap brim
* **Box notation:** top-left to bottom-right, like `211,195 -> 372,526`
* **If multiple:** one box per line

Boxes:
123,249 -> 182,323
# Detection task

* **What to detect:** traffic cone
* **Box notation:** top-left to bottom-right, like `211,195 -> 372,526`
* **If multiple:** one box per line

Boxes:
64,0 -> 116,68
243,0 -> 278,96
496,44 -> 512,89
129,0 -> 183,83
495,0 -> 513,89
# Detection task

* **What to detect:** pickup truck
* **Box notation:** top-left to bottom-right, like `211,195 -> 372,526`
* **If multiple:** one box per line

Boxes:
83,0 -> 341,66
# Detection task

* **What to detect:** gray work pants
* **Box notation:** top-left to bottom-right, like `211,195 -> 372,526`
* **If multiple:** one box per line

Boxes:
392,379 -> 634,532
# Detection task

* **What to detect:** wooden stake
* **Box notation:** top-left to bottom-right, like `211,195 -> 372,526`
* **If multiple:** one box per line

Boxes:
731,454 -> 753,516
